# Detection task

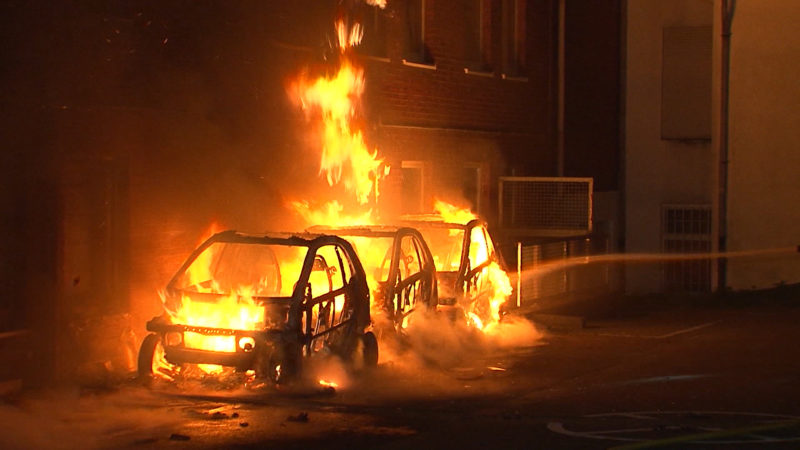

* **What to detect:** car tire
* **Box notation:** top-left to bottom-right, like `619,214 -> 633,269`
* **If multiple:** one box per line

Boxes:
137,333 -> 161,378
267,345 -> 301,384
362,331 -> 379,368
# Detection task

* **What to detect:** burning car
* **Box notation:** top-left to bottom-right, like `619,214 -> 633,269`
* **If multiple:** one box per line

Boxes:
398,216 -> 510,330
307,225 -> 438,334
138,230 -> 377,383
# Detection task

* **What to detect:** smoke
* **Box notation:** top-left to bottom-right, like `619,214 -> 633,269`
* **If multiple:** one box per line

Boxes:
379,310 -> 543,370
304,354 -> 354,390
0,388 -> 183,450
482,315 -> 543,348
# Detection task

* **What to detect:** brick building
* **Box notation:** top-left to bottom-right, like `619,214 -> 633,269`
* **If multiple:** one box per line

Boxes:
0,0 -> 621,387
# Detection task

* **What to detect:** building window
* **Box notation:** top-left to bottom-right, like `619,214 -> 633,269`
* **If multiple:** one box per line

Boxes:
404,0 -> 432,64
462,164 -> 481,214
661,205 -> 712,293
465,0 -> 492,72
401,161 -> 425,214
661,26 -> 712,140
358,3 -> 389,58
501,0 -> 526,77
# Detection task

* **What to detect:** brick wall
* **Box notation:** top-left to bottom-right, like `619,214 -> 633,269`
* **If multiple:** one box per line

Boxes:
356,0 -> 560,218
364,0 -> 556,137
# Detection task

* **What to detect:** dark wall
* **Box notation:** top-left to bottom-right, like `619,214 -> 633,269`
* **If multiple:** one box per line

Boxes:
564,0 -> 621,191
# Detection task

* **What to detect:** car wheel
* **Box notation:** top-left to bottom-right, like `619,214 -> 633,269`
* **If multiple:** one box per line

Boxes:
137,333 -> 161,378
267,345 -> 301,384
361,331 -> 379,368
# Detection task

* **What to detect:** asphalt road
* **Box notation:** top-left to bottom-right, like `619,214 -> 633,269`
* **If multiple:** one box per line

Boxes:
2,300 -> 800,449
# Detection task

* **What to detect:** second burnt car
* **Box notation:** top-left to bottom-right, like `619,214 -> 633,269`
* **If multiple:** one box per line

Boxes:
398,216 -> 509,327
306,225 -> 438,334
138,230 -> 377,383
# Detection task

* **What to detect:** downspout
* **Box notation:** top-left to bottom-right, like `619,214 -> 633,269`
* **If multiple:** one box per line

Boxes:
556,0 -> 566,176
717,0 -> 736,291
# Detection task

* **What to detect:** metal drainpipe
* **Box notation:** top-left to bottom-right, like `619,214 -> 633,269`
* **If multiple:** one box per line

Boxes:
717,0 -> 735,292
557,0 -> 566,177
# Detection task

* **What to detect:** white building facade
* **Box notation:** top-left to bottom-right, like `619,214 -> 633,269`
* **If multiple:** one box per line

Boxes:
623,0 -> 800,293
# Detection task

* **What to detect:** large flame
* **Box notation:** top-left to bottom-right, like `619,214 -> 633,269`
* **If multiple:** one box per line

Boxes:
290,20 -> 387,207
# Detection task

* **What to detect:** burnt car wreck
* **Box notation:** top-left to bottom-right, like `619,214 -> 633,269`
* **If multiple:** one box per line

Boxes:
399,217 -> 508,328
307,225 -> 439,335
138,230 -> 378,383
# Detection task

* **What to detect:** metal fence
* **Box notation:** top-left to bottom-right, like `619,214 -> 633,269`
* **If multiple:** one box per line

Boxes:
499,177 -> 593,235
511,235 -> 617,308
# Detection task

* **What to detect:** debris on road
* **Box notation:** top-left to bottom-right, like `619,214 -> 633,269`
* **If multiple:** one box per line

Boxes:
287,412 -> 309,423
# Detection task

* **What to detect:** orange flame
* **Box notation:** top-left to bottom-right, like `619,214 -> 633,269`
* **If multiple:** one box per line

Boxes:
430,201 -> 512,333
318,379 -> 339,388
290,19 -> 387,208
336,21 -> 363,50
366,0 -> 387,9
185,221 -> 225,287
159,222 -> 267,375
434,199 -> 478,224
290,200 -> 374,227
165,288 -> 266,374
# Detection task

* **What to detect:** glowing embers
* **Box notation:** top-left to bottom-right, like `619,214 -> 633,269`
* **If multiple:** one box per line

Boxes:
318,379 -> 339,388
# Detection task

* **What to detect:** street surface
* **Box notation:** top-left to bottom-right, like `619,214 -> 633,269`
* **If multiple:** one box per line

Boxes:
2,298 -> 800,449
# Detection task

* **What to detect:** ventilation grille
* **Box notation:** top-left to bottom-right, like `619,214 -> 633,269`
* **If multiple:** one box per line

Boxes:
662,204 -> 712,293
499,177 -> 592,235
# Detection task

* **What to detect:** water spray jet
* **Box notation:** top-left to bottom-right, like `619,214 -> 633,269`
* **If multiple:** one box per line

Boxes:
519,246 -> 800,284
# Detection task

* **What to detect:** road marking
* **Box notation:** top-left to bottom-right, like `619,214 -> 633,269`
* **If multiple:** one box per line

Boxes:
653,321 -> 718,338
617,373 -> 714,386
598,321 -> 718,339
608,419 -> 800,449
548,411 -> 800,445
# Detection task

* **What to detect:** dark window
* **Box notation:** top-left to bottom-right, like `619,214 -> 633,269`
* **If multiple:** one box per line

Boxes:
404,0 -> 432,64
501,0 -> 526,76
465,0 -> 492,71
358,3 -> 389,58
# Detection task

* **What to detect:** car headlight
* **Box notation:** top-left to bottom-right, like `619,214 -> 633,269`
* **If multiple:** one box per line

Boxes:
238,336 -> 256,352
165,332 -> 183,347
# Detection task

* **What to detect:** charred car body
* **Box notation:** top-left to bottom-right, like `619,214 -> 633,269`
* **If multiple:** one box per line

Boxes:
307,226 -> 438,334
139,230 -> 377,382
398,217 -> 506,325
